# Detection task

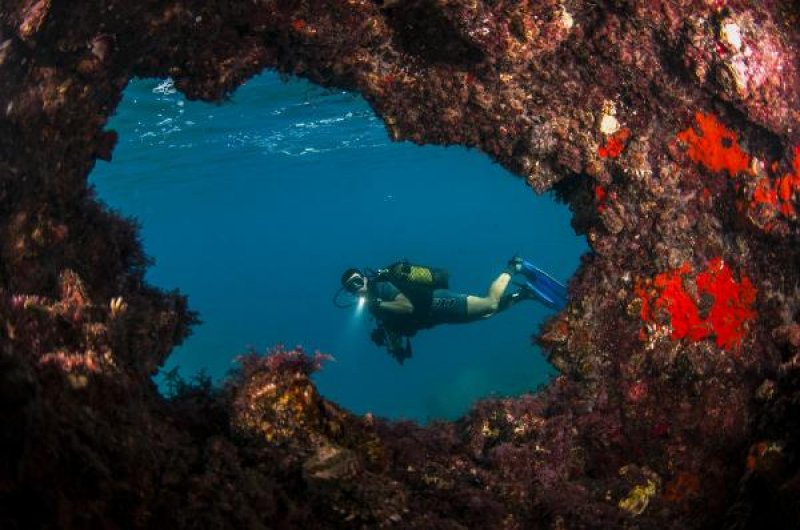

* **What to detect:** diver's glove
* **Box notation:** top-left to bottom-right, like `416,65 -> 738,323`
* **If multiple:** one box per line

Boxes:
370,325 -> 387,347
386,331 -> 412,365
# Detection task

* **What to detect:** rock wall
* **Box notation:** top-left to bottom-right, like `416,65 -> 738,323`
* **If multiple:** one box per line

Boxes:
1,0 -> 799,528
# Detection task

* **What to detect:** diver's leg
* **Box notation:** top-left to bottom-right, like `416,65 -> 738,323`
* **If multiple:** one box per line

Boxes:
488,271 -> 513,301
465,271 -> 513,318
465,295 -> 496,317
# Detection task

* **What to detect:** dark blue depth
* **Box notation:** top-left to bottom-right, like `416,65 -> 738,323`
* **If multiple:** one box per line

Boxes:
90,73 -> 587,422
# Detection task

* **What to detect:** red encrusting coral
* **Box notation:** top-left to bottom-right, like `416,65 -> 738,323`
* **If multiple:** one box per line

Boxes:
595,184 -> 608,212
637,259 -> 757,351
677,112 -> 751,177
696,258 -> 757,350
748,145 -> 800,222
598,127 -> 631,159
677,113 -> 800,231
652,263 -> 707,342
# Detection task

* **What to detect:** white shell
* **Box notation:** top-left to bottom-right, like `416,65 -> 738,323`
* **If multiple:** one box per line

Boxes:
600,113 -> 620,135
721,21 -> 743,52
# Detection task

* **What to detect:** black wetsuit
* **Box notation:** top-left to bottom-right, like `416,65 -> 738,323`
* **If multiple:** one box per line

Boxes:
369,279 -> 474,329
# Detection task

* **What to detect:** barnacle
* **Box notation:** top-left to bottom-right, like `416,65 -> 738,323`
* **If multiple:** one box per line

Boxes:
599,100 -> 620,135
600,114 -> 620,136
618,479 -> 657,516
559,7 -> 574,31
719,20 -> 743,52
303,444 -> 359,481
109,296 -> 127,318
718,58 -> 748,97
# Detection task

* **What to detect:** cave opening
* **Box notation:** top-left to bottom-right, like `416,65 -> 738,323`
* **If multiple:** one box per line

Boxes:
89,71 -> 587,422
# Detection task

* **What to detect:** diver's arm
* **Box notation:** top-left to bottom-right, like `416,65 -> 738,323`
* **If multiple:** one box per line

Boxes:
373,293 -> 414,315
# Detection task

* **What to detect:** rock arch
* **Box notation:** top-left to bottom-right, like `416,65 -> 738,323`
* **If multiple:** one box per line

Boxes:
1,1 -> 799,527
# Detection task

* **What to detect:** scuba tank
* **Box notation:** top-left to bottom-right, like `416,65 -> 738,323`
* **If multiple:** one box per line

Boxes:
376,260 -> 449,291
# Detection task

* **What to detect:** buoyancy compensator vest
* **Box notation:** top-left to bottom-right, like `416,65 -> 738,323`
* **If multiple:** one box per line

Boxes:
371,260 -> 449,323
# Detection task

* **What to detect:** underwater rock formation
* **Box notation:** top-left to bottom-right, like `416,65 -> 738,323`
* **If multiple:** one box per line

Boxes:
1,0 -> 799,527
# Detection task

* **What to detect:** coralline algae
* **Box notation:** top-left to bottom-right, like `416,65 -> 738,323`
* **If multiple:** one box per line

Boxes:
1,1 -> 799,528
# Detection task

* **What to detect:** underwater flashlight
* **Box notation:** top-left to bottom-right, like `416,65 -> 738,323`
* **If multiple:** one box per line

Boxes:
332,287 -> 367,310
356,295 -> 366,313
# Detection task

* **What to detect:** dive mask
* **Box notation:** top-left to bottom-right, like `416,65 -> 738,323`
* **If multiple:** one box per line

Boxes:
344,274 -> 365,293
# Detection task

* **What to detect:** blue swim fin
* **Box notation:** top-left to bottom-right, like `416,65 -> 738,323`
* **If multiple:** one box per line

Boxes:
518,259 -> 568,311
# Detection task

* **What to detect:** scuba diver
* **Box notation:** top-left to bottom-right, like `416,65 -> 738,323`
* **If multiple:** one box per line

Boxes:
334,257 -> 567,364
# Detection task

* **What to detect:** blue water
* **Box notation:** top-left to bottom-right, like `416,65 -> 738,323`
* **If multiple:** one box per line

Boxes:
90,73 -> 587,422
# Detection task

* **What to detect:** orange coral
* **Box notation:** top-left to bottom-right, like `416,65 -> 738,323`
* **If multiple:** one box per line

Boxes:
776,145 -> 800,217
636,259 -> 757,351
677,112 -> 799,231
743,145 -> 800,228
752,177 -> 778,206
598,128 -> 630,159
595,185 -> 607,212
696,258 -> 757,350
677,112 -> 751,177
652,263 -> 707,342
